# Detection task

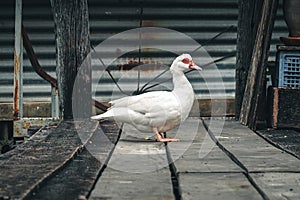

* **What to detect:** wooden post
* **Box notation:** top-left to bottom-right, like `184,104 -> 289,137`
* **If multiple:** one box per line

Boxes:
239,0 -> 279,130
50,0 -> 91,120
235,0 -> 263,119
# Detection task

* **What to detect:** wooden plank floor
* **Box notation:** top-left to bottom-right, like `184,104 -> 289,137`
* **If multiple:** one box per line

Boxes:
89,124 -> 173,199
89,167 -> 173,200
0,121 -> 85,199
0,120 -> 120,200
203,119 -> 300,200
90,119 -> 300,199
170,119 -> 262,199
168,119 -> 241,173
180,173 -> 261,200
251,172 -> 300,200
206,120 -> 300,172
1,119 -> 300,199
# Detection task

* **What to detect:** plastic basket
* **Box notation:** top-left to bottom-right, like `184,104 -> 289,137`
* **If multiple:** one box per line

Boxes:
277,51 -> 300,87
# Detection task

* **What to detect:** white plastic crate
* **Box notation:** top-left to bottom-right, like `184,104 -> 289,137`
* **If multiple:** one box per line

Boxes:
277,51 -> 300,87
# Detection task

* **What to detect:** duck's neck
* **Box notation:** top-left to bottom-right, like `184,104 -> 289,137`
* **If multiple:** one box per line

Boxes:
171,70 -> 194,120
172,70 -> 193,95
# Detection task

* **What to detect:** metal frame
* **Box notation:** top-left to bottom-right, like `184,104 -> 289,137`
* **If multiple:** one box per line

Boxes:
13,0 -> 59,138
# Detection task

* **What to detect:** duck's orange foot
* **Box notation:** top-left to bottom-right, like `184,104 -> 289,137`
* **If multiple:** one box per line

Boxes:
157,137 -> 179,142
153,128 -> 179,142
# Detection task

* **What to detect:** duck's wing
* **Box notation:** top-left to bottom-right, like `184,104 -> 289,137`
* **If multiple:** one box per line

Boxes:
110,91 -> 177,115
91,91 -> 174,121
92,91 -> 181,131
112,91 -> 181,128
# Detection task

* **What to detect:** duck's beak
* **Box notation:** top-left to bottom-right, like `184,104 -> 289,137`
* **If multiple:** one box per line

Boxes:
191,65 -> 202,71
189,61 -> 202,71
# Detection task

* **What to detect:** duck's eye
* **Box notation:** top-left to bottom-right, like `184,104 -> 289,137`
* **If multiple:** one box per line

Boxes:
182,58 -> 190,64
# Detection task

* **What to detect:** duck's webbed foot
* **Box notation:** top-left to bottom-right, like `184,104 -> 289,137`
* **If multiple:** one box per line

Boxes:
153,128 -> 179,142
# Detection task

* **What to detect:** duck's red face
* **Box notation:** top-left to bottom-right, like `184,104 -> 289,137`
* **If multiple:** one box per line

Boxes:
181,58 -> 202,70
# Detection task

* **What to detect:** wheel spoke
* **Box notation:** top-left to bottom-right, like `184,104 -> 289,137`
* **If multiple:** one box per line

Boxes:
139,25 -> 235,94
136,3 -> 144,95
141,53 -> 235,92
139,67 -> 170,93
106,68 -> 131,96
191,25 -> 234,54
91,46 -> 130,96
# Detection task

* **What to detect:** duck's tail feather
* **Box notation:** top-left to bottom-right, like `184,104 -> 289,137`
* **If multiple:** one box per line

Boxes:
90,109 -> 115,120
90,107 -> 134,121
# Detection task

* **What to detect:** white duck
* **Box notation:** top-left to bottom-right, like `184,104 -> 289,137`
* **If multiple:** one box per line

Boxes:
91,54 -> 202,142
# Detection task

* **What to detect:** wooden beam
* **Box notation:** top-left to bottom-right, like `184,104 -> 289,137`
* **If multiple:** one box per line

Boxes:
0,98 -> 235,119
235,0 -> 263,119
50,0 -> 91,120
239,0 -> 279,130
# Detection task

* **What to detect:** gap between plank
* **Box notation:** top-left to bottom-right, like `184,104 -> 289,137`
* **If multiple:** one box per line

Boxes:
164,138 -> 182,200
201,119 -> 270,200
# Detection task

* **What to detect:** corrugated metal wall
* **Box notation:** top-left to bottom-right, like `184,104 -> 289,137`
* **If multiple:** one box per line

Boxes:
0,1 -> 55,102
0,0 -> 288,102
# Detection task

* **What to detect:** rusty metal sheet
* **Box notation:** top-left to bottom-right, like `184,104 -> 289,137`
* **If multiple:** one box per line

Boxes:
13,117 -> 60,137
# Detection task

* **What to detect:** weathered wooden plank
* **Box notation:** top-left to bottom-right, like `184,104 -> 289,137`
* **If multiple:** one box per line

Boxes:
0,120 -> 120,199
27,150 -> 102,200
26,120 -> 121,200
240,0 -> 279,130
107,140 -> 168,173
252,173 -> 300,200
102,123 -> 170,173
50,0 -> 91,119
89,124 -> 173,199
173,144 -> 242,173
89,167 -> 173,200
206,120 -> 300,172
236,0 -> 263,119
0,98 -> 235,120
0,121 -> 82,199
180,173 -> 262,200
168,119 -> 241,173
191,98 -> 235,117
